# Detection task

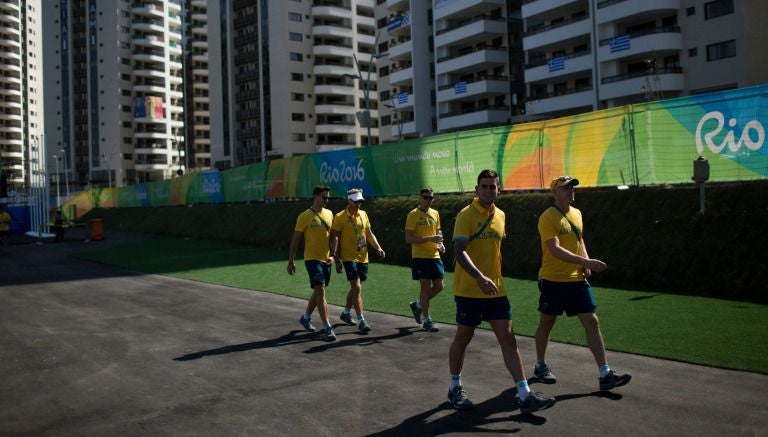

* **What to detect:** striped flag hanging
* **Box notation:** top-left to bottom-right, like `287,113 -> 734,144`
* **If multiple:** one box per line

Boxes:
547,56 -> 565,72
610,34 -> 631,52
454,81 -> 467,94
397,92 -> 408,105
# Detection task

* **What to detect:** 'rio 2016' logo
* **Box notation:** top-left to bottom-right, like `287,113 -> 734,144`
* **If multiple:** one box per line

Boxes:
320,159 -> 366,184
695,111 -> 765,154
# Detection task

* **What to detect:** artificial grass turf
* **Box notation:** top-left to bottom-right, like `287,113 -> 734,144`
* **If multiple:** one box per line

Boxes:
78,237 -> 768,374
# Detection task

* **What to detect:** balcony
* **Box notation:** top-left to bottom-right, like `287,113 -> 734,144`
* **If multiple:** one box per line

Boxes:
527,86 -> 595,114
433,0 -> 505,22
598,27 -> 682,62
313,63 -> 355,77
599,67 -> 684,100
315,102 -> 356,115
388,38 -> 412,61
312,25 -> 353,39
388,120 -> 418,138
311,5 -> 351,20
132,21 -> 164,33
436,47 -> 507,75
313,43 -> 353,58
523,0 -> 585,18
314,83 -> 355,96
596,0 -> 680,24
316,123 -> 356,135
385,0 -> 409,11
435,16 -> 506,49
437,76 -> 509,103
389,92 -> 413,109
389,67 -> 413,85
523,15 -> 591,51
525,51 -> 593,82
438,106 -> 509,131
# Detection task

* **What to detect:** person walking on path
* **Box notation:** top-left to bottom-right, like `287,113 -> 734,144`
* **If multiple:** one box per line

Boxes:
447,169 -> 555,414
330,189 -> 385,334
404,187 -> 445,332
533,175 -> 631,391
0,204 -> 11,246
287,185 -> 337,341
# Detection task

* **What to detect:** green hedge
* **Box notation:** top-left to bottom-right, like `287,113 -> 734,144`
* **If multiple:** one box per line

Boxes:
86,181 -> 768,303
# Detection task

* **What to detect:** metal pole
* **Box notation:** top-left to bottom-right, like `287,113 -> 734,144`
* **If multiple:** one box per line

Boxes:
61,148 -> 70,199
54,156 -> 60,209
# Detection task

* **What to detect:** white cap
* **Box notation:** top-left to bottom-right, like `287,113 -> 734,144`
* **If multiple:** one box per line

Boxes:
348,191 -> 364,202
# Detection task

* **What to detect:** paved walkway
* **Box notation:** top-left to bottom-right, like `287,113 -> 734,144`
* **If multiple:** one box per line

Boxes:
1,232 -> 766,436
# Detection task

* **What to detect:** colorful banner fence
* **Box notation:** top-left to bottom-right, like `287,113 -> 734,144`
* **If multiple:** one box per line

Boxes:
63,85 -> 767,217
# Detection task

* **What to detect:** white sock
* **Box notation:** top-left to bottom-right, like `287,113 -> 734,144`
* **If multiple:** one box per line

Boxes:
450,374 -> 462,390
600,364 -> 611,378
517,380 -> 531,401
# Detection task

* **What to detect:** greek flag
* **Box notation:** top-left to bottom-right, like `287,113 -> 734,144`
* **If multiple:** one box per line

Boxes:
610,34 -> 631,52
387,12 -> 410,32
454,81 -> 467,94
397,92 -> 408,105
548,56 -> 565,72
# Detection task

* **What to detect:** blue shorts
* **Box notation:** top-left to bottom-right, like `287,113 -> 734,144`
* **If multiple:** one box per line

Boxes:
411,258 -> 445,280
538,279 -> 596,316
455,296 -> 512,327
305,260 -> 331,289
343,261 -> 368,282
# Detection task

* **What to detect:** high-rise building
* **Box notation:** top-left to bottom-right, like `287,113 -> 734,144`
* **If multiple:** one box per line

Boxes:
186,0 -> 211,170
1,0 -> 44,191
44,0 -> 186,189
209,0 -> 380,170
521,0 -> 768,117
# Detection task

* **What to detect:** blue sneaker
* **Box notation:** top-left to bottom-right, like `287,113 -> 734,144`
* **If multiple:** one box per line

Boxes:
409,301 -> 422,324
340,312 -> 356,326
299,315 -> 316,332
323,326 -> 337,341
599,370 -> 632,391
422,319 -> 439,332
358,319 -> 372,334
447,386 -> 473,410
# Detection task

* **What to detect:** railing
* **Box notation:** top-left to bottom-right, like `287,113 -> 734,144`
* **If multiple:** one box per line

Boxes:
598,26 -> 681,46
597,0 -> 630,8
437,75 -> 509,91
436,46 -> 506,63
525,50 -> 591,69
440,105 -> 509,118
533,85 -> 593,100
435,15 -> 505,36
525,14 -> 589,37
601,67 -> 682,84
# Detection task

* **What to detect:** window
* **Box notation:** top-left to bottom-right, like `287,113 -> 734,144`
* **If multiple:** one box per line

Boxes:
291,72 -> 303,81
288,12 -> 302,22
706,40 -> 736,61
291,93 -> 305,101
686,6 -> 695,16
705,0 -> 734,19
292,133 -> 306,141
688,48 -> 697,57
290,52 -> 303,61
292,113 -> 305,121
380,115 -> 391,126
289,32 -> 303,42
379,65 -> 389,77
380,90 -> 390,101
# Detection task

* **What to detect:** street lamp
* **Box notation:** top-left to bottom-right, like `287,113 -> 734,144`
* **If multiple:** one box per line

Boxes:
383,97 -> 403,142
343,32 -> 379,148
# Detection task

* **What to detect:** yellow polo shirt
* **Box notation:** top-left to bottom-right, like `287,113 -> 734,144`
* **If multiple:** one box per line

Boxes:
452,198 -> 506,298
332,207 -> 371,263
0,211 -> 10,232
294,207 -> 333,262
538,206 -> 585,282
405,207 -> 441,259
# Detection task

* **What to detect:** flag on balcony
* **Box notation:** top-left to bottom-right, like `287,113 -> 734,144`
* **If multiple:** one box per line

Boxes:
610,34 -> 631,52
454,81 -> 467,94
398,92 -> 408,105
387,12 -> 410,32
548,56 -> 565,72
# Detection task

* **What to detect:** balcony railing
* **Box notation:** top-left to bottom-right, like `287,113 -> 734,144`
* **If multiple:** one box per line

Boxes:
436,15 -> 505,36
600,67 -> 682,84
597,0 -> 630,8
440,105 -> 509,118
436,46 -> 506,63
525,14 -> 589,37
437,75 -> 509,91
525,50 -> 591,69
532,85 -> 593,100
598,26 -> 681,46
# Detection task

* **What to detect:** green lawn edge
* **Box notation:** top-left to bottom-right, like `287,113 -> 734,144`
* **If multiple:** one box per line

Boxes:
77,237 -> 768,375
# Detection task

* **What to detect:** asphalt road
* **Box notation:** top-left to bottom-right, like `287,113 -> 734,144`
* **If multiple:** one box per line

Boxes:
1,231 -> 766,436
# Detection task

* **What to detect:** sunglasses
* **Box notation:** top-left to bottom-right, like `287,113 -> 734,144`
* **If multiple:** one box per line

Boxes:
422,196 -> 434,200
353,200 -> 363,204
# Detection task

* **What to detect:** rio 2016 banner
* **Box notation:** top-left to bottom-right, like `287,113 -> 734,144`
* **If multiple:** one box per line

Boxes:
64,85 -> 766,216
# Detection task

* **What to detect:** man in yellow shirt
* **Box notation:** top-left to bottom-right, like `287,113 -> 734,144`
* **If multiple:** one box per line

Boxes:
534,175 -> 631,391
404,187 -> 445,332
0,204 -> 11,246
330,188 -> 385,334
448,169 -> 555,414
287,185 -> 336,341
